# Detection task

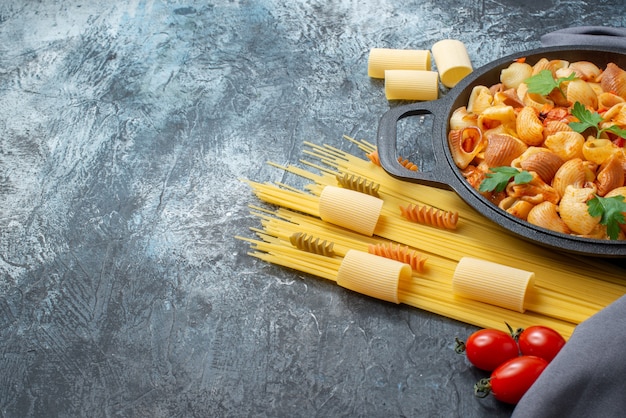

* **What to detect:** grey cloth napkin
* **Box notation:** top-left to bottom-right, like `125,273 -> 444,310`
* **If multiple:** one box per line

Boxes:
511,294 -> 626,417
541,26 -> 626,49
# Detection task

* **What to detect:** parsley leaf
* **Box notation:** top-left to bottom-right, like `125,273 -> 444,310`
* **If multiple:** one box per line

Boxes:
478,166 -> 533,193
587,194 -> 626,240
524,70 -> 576,97
570,101 -> 626,140
569,102 -> 603,133
605,124 -> 626,140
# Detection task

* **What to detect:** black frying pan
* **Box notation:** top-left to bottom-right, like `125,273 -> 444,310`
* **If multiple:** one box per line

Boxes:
377,45 -> 626,257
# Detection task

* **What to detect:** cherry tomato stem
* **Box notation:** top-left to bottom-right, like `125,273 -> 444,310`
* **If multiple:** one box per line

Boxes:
516,325 -> 566,362
475,355 -> 548,405
458,328 -> 519,371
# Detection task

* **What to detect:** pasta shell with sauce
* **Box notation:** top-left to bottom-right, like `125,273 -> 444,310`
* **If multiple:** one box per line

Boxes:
478,105 -> 516,131
498,196 -> 534,220
448,126 -> 486,169
552,158 -> 587,199
597,92 -> 625,110
595,153 -> 625,196
516,147 -> 564,184
527,201 -> 571,234
500,62 -> 533,89
522,90 -> 555,112
601,102 -> 626,126
600,62 -> 626,100
493,88 -> 525,108
543,120 -> 572,140
532,58 -> 570,76
566,79 -> 598,110
449,106 -> 478,130
580,225 -> 616,240
483,133 -> 528,167
467,85 -> 493,115
506,172 -> 560,205
588,82 -> 605,98
516,106 -> 544,146
559,185 -> 601,235
582,138 -> 620,165
568,61 -> 603,81
461,165 -> 486,190
544,131 -> 585,161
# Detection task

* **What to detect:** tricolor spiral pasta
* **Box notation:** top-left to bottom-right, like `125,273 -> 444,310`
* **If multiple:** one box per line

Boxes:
335,173 -> 381,197
397,156 -> 418,171
399,203 -> 459,230
367,242 -> 428,272
289,232 -> 335,257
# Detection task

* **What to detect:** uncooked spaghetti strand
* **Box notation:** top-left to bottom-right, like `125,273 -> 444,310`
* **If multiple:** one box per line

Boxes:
398,290 -> 575,339
245,230 -> 577,337
248,178 -> 626,304
247,208 -> 601,325
241,146 -> 620,326
252,185 -> 624,301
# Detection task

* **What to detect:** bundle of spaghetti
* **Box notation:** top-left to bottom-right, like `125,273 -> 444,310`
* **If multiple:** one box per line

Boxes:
239,137 -> 626,337
238,206 -> 578,338
244,175 -> 625,314
243,202 -> 615,326
247,164 -> 626,309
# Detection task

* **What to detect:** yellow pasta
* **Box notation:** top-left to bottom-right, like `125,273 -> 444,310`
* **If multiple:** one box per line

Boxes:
238,136 -> 626,340
318,185 -> 383,236
452,257 -> 535,313
337,249 -> 408,304
431,39 -> 473,88
368,48 -> 431,79
384,70 -> 439,101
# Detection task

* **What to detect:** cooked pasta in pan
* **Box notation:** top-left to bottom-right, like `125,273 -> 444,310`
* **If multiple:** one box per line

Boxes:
449,58 -> 626,240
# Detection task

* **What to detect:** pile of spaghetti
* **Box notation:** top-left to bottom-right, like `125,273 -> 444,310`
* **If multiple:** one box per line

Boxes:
237,136 -> 626,339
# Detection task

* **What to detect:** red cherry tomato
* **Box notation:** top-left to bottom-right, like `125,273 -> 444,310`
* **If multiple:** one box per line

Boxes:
517,325 -> 566,362
475,355 -> 548,405
457,328 -> 519,371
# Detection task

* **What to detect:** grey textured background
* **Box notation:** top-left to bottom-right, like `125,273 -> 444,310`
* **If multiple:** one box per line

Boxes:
0,1 -> 624,417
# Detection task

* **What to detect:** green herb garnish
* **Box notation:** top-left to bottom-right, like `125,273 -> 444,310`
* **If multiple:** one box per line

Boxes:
478,166 -> 533,193
569,101 -> 626,140
587,194 -> 626,240
524,70 -> 576,97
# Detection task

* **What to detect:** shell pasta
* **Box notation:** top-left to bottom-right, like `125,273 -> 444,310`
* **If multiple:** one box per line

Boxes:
449,58 -> 626,240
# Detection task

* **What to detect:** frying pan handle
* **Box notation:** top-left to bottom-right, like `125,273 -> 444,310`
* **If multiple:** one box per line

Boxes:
376,101 -> 453,190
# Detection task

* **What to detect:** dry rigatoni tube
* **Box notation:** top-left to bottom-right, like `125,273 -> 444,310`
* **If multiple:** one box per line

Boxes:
452,257 -> 535,313
318,186 -> 383,236
337,250 -> 409,304
368,48 -> 431,78
431,39 -> 473,88
384,70 -> 439,101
